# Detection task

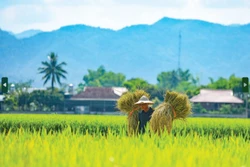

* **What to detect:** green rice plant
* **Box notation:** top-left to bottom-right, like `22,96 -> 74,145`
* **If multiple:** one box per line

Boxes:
0,125 -> 249,167
0,115 -> 249,139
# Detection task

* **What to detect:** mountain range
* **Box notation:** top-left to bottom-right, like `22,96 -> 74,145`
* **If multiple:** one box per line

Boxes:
0,17 -> 250,87
14,29 -> 43,39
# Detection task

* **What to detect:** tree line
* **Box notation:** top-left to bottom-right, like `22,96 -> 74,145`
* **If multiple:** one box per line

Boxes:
1,52 -> 247,112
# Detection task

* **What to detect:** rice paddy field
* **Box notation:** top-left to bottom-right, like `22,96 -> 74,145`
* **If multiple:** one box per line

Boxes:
0,114 -> 249,167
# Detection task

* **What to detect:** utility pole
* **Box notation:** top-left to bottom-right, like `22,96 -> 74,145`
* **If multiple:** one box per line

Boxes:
178,31 -> 182,70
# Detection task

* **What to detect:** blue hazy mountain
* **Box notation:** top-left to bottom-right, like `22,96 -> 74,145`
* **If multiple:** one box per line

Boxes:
14,29 -> 43,39
0,17 -> 250,87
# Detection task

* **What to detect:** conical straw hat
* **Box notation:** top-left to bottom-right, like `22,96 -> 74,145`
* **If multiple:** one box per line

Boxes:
134,95 -> 154,105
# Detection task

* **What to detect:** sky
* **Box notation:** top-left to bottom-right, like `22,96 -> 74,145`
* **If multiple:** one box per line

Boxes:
0,0 -> 250,33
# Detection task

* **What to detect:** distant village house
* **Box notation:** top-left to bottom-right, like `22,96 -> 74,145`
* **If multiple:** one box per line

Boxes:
0,95 -> 4,111
64,87 -> 128,114
190,89 -> 244,111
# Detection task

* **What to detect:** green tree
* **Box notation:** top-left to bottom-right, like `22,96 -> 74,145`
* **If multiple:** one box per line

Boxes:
144,85 -> 165,101
76,83 -> 85,93
3,93 -> 18,111
123,78 -> 165,101
82,66 -> 126,87
100,72 -> 126,87
83,65 -> 105,87
38,52 -> 67,92
157,68 -> 195,90
29,90 -> 64,111
207,77 -> 229,89
157,71 -> 179,89
228,74 -> 242,96
207,74 -> 243,96
192,103 -> 207,113
219,104 -> 232,114
17,91 -> 30,111
175,81 -> 197,93
123,78 -> 150,91
177,68 -> 192,82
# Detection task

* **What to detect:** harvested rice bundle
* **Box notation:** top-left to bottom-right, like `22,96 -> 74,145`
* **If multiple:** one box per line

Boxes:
127,111 -> 139,136
164,91 -> 192,120
150,91 -> 192,135
116,90 -> 150,114
150,102 -> 173,135
116,90 -> 150,135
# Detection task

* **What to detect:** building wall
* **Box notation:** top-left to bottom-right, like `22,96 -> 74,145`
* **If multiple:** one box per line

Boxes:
199,102 -> 242,111
64,100 -> 118,112
0,102 -> 3,111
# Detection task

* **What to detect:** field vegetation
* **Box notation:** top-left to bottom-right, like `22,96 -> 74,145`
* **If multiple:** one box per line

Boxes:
0,114 -> 249,167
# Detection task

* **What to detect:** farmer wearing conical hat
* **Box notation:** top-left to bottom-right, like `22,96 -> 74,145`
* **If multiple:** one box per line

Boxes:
134,95 -> 154,134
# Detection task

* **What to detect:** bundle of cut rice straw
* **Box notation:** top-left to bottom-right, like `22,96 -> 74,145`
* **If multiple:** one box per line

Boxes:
150,91 -> 192,135
117,90 -> 150,135
117,89 -> 192,135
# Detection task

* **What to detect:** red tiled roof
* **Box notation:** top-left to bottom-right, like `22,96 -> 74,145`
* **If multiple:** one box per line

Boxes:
71,87 -> 127,100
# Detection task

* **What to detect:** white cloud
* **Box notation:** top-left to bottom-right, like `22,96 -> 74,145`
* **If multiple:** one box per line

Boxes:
0,0 -> 250,33
200,0 -> 250,8
0,4 -> 51,24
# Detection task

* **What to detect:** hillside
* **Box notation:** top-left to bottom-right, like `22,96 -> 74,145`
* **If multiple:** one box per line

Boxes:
14,29 -> 43,39
0,17 -> 250,87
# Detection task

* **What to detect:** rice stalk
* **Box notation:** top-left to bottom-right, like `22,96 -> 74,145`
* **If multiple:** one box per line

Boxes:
164,91 -> 192,120
150,102 -> 173,135
117,89 -> 150,135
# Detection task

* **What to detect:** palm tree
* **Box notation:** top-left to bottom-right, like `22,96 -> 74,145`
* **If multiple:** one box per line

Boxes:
38,52 -> 67,92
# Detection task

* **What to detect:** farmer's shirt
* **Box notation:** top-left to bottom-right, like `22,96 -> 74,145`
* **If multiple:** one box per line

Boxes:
138,107 -> 154,134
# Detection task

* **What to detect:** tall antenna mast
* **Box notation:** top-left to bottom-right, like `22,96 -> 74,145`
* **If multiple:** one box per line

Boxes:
178,31 -> 182,70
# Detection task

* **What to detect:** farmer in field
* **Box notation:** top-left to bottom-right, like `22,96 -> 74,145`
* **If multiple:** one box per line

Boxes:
134,96 -> 154,134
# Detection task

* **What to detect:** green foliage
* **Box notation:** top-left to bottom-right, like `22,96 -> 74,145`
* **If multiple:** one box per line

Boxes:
100,72 -> 126,87
144,85 -> 165,101
152,97 -> 162,108
3,93 -> 18,111
0,115 -> 249,167
175,81 -> 196,93
76,83 -> 85,93
207,74 -> 242,95
219,104 -> 232,114
0,115 -> 249,139
3,89 -> 64,111
123,78 -> 149,91
28,90 -> 64,111
78,67 -> 244,103
157,69 -> 198,90
185,88 -> 200,98
157,71 -> 179,89
218,104 -> 245,114
192,103 -> 245,114
192,103 -> 208,113
82,65 -> 126,87
17,91 -> 30,111
38,52 -> 67,92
